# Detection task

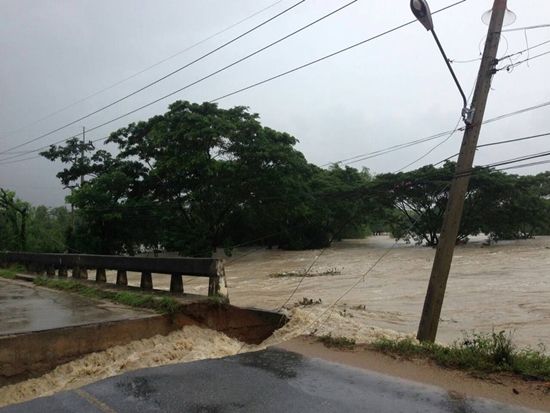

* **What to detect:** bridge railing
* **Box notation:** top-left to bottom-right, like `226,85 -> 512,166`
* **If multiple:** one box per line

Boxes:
0,252 -> 227,299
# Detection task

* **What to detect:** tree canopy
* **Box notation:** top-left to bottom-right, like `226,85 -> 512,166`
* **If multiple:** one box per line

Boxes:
0,99 -> 538,255
39,101 -> 375,255
376,164 -> 550,245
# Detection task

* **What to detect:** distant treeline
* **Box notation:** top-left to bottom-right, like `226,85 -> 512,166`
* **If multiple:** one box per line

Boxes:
2,101 -> 549,255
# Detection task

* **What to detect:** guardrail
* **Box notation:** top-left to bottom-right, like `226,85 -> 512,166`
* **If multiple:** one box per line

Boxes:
0,252 -> 227,299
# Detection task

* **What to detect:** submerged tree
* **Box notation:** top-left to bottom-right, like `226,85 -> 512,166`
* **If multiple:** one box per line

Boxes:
375,164 -> 550,246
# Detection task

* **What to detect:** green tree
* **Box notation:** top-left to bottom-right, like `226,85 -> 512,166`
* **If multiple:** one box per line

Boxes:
26,206 -> 71,252
0,189 -> 29,250
374,163 -> 456,246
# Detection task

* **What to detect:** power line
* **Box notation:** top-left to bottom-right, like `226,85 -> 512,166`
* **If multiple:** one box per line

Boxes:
0,0 -> 306,155
450,38 -> 550,65
0,0 -> 467,165
498,159 -> 550,171
2,148 -> 546,219
395,120 -> 461,173
320,98 -> 550,169
497,38 -> 550,62
0,0 -> 361,162
0,154 -> 42,167
501,24 -> 550,33
497,48 -> 550,72
209,0 -> 467,103
394,83 -> 477,173
274,212 -> 362,312
485,149 -> 550,169
448,149 -> 550,180
0,0 -> 288,140
434,131 -> 550,166
2,96 -> 550,169
321,129 -> 459,167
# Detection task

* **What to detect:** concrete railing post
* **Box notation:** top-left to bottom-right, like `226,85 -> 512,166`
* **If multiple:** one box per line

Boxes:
96,268 -> 107,283
80,268 -> 89,280
116,270 -> 127,286
170,273 -> 183,293
140,271 -> 153,290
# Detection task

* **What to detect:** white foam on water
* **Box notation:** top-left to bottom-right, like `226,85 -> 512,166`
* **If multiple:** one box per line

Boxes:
0,308 -> 408,408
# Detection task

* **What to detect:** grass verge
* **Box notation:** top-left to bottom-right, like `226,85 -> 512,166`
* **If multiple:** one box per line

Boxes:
33,277 -> 182,315
372,331 -> 550,381
318,334 -> 356,350
0,265 -> 25,279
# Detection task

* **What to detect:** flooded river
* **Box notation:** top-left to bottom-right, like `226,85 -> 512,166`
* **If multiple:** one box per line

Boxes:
224,235 -> 550,349
107,235 -> 550,349
1,235 -> 548,407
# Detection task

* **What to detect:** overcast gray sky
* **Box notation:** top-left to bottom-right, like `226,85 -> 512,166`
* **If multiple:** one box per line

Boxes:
1,0 -> 549,206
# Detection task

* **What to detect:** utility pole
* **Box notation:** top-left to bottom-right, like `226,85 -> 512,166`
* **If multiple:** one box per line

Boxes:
417,0 -> 507,343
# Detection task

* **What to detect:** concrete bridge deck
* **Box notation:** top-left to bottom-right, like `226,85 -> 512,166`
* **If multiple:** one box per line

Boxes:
0,278 -> 157,336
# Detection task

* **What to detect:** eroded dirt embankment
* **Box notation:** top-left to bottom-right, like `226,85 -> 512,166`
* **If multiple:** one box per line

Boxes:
0,306 -> 407,408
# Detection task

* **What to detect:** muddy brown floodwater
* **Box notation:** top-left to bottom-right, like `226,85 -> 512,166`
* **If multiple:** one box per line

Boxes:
227,235 -> 550,349
118,235 -> 550,349
232,235 -> 550,348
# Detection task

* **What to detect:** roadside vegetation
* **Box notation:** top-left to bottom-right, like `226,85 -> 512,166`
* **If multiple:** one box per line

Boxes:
372,331 -> 550,381
33,277 -> 181,314
318,334 -> 357,350
0,265 -> 24,279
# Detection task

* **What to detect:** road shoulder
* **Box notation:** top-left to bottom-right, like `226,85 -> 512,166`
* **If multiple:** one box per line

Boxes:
275,335 -> 550,412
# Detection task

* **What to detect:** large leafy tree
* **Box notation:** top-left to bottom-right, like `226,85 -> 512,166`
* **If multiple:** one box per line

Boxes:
478,172 -> 550,241
0,189 -> 29,250
41,101 -> 373,255
374,163 -> 457,246
375,164 -> 550,246
0,189 -> 70,252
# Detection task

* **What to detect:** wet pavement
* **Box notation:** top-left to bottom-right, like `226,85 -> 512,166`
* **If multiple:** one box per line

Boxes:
0,279 -> 154,335
1,348 -> 541,412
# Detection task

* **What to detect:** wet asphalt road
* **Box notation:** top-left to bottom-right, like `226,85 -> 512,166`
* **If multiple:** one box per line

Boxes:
0,279 -> 151,335
1,348 -> 541,413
